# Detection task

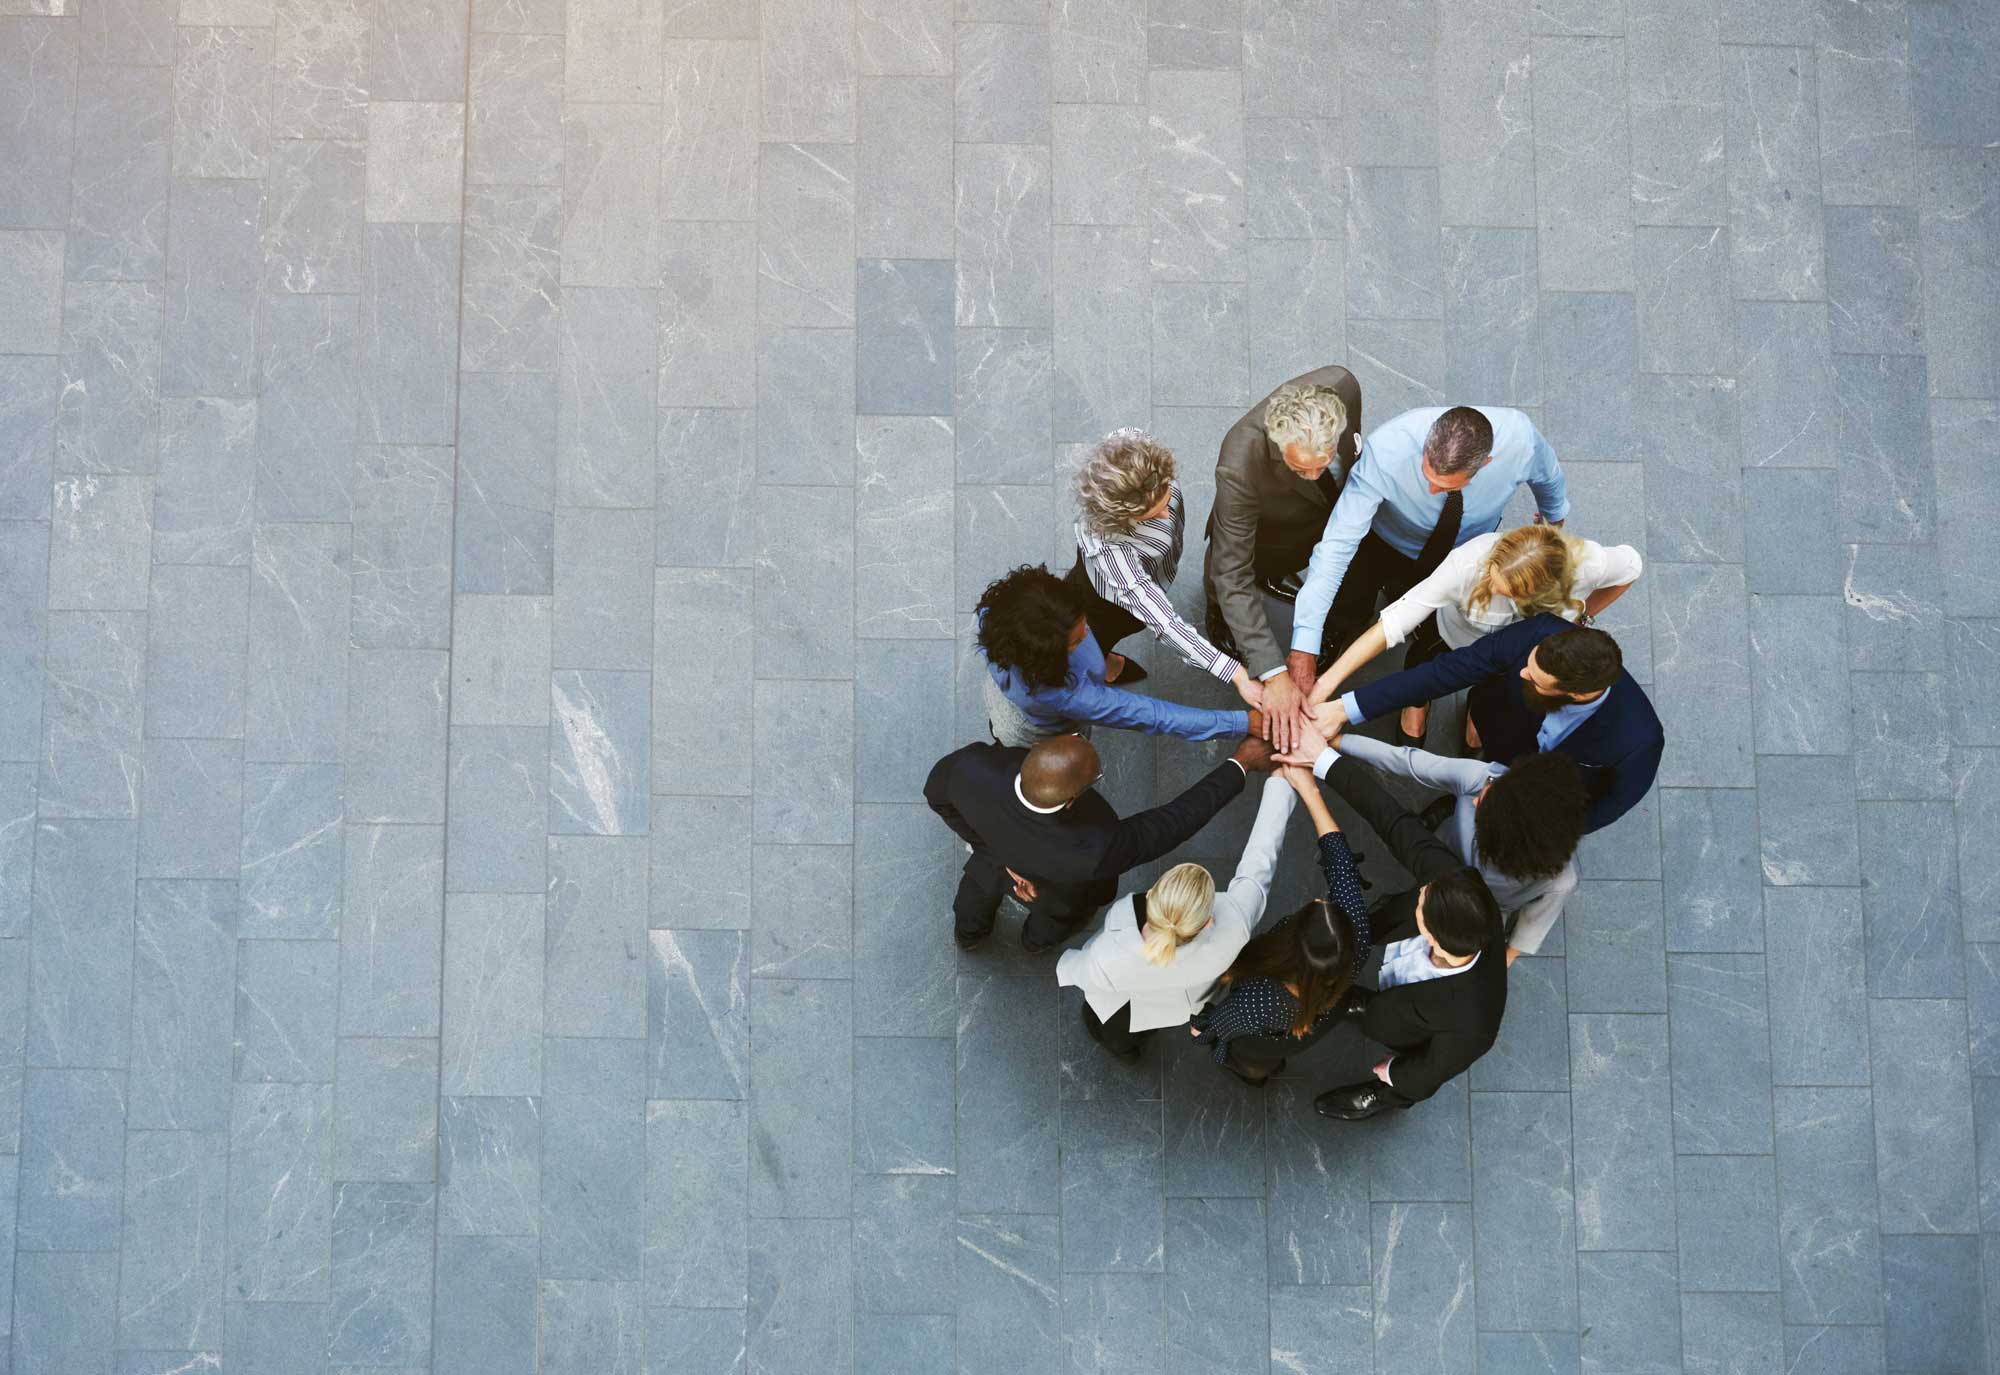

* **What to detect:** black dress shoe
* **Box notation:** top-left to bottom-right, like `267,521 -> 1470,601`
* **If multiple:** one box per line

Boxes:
1393,720 -> 1428,749
1418,794 -> 1456,832
1222,1055 -> 1283,1087
1021,934 -> 1056,956
1315,1083 -> 1400,1120
954,928 -> 988,951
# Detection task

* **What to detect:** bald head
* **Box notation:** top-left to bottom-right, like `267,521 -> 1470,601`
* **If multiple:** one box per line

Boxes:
1020,734 -> 1100,808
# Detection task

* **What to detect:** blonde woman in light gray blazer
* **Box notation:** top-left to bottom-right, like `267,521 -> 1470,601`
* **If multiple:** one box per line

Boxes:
1058,775 -> 1296,1063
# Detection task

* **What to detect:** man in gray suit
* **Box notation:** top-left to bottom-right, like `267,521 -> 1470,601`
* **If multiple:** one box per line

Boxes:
1202,365 -> 1363,751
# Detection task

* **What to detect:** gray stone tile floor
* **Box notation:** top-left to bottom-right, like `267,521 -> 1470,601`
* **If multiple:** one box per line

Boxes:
0,0 -> 1995,1371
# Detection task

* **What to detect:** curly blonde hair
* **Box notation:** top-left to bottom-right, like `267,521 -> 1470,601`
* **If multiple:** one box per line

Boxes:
1074,428 -> 1176,540
1264,384 -> 1349,463
1466,525 -> 1588,621
1139,863 -> 1217,966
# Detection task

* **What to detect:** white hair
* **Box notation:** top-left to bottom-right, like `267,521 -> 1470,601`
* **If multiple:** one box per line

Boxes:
1264,383 -> 1348,461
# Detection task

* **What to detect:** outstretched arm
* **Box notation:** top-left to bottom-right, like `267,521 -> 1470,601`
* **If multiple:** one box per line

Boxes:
1060,673 -> 1251,743
1333,733 -> 1491,798
1319,756 -> 1464,886
1095,759 -> 1249,877
1345,616 -> 1561,725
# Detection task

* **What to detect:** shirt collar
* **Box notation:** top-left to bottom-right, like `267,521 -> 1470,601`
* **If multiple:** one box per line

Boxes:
1014,774 -> 1066,814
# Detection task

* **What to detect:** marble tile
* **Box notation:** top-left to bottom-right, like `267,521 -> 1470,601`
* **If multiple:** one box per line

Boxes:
435,1233 -> 536,1375
1564,880 -> 1667,1013
646,928 -> 748,1098
548,670 -> 651,836
555,288 -> 657,506
540,1037 -> 645,1280
1908,0 -> 2000,148
1438,25 -> 1536,228
66,65 -> 170,285
756,326 -> 856,485
345,649 -> 448,823
233,937 -> 338,1083
853,804 -> 956,1040
1659,788 -> 1760,952
1248,236 -> 1346,397
461,184 -> 560,371
1568,1012 -> 1675,1251
119,1138 -> 228,1363
48,475 -> 154,612
441,892 -> 544,1095
1825,207 -> 1923,356
663,41 -> 758,220
339,824 -> 443,1037
760,0 -> 855,142
1734,300 -> 1834,469
1056,1095 -> 1163,1272
857,258 -> 954,416
1061,1272 -> 1162,1375
1444,226 -> 1538,405
657,232 -> 754,413
328,1181 -> 433,1366
752,485 -> 855,678
1148,0 -> 1240,67
0,522 -> 51,765
1052,105 -> 1143,231
1479,1331 -> 1582,1375
1626,0 -> 1722,229
446,725 -> 549,893
1577,1250 -> 1680,1375
1247,116 -> 1340,241
364,99 -> 463,222
953,143 -> 1050,333
1773,1086 -> 1882,1326
254,297 -> 358,522
1242,0 -> 1338,117
1831,352 -> 1933,547
1681,1293 -> 1782,1375
651,1307 -> 750,1375
332,1037 -> 438,1182
646,1098 -> 747,1309
1749,595 -> 1849,754
751,843 -> 852,981
128,880 -> 236,1130
55,281 -> 164,476
1676,1153 -> 1779,1293
1147,68 -> 1245,283
450,595 -> 552,727
1935,397 -> 2000,623
368,0 -> 465,99
854,415 -> 953,639
1047,225 -> 1149,442
855,1173 -> 955,1314
1531,36 -> 1632,291
0,357 -> 57,519
467,32 -> 559,185
238,762 -> 343,938
956,482 -> 1058,616
1339,0 -> 1437,167
749,1217 -> 855,1375
1843,544 -> 1946,674
359,225 -> 459,445
18,1066 -> 125,1250
1947,618 -> 2000,748
957,1214 -> 1062,1375
1762,887 -> 1869,1087
1917,149 -> 2000,401
553,508 -> 652,669
456,372 -> 555,595
137,738 -> 242,879
1468,953 -> 1569,1089
649,795 -> 752,930
956,971 -> 1057,1213
1868,997 -> 1977,1235
1471,1091 -> 1576,1330
561,103 -> 659,288
1724,46 -> 1824,303
1880,1235 -> 1986,1372
1652,563 -> 1755,788
1756,755 -> 1859,887
955,328 -> 1052,485
437,1095 -> 539,1236
1255,1079 -> 1369,1286
856,0 -> 949,75
758,143 -> 856,330
653,567 -> 752,795
855,639 -> 955,804
11,1251 -> 118,1375
163,176 -> 260,397
228,1081 -> 335,1302
1637,227 -> 1734,377
1370,1201 -> 1478,1375
852,1036 -> 953,1180
747,976 -> 851,1216
172,24 -> 271,179
751,679 -> 856,842
655,409 -> 751,569
224,1302 -> 330,1375
1668,952 -> 1774,1154
1152,282 -> 1249,408
545,836 -> 647,1038
1961,749 -> 2000,939
261,139 -> 364,296
1781,1323 -> 1885,1375
29,816 -> 136,1066
1346,166 -> 1442,321
272,0 -> 371,140
1861,801 -> 1962,998
0,21 -> 79,232
955,21 -> 1048,143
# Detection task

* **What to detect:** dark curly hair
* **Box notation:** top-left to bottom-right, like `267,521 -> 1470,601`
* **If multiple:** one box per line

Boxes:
975,565 -> 1088,694
1473,752 -> 1588,882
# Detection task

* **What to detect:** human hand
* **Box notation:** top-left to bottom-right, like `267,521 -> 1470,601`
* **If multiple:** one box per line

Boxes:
1260,672 -> 1303,753
1230,734 -> 1278,774
1371,1057 -> 1393,1085
1285,650 -> 1318,698
1004,867 -> 1038,903
1247,708 -> 1265,739
1310,700 -> 1347,743
1278,762 -> 1317,795
1232,670 -> 1265,711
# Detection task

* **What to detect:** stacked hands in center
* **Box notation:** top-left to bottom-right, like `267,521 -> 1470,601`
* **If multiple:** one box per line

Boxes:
926,371 -> 1666,1122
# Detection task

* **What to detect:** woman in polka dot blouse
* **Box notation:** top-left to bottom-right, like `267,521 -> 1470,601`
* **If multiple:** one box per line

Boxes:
1189,763 -> 1373,1087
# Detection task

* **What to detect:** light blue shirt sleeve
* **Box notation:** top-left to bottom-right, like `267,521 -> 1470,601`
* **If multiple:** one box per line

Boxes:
1288,455 -> 1389,656
1339,690 -> 1366,726
1054,675 -> 1250,743
1525,423 -> 1569,524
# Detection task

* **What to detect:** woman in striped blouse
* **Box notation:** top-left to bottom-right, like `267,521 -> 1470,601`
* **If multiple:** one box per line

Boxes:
1188,763 -> 1373,1086
1069,429 -> 1266,711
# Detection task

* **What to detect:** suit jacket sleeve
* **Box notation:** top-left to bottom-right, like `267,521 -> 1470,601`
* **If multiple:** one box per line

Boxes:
1383,1023 -> 1495,1105
1207,437 -> 1284,678
1094,761 -> 1248,878
1350,615 -> 1561,723
1321,756 -> 1465,886
1335,733 -> 1490,798
1219,776 -> 1296,918
923,752 -> 982,849
1584,729 -> 1663,833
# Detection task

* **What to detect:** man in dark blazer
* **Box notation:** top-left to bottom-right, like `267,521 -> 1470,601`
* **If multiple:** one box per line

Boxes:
924,732 -> 1275,953
1315,618 -> 1662,834
1314,756 -> 1507,1118
1202,365 -> 1364,750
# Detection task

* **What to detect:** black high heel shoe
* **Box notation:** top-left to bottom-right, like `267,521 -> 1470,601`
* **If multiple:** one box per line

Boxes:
1105,654 -> 1148,685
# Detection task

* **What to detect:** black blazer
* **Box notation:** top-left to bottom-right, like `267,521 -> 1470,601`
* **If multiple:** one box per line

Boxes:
923,742 -> 1246,898
1350,614 -> 1664,833
1324,758 -> 1507,1106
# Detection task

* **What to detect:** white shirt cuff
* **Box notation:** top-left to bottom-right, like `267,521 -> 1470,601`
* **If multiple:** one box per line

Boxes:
1257,664 -> 1288,681
1340,690 -> 1366,725
1311,746 -> 1339,779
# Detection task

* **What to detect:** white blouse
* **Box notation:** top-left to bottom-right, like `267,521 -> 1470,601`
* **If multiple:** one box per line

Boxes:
1379,530 -> 1644,651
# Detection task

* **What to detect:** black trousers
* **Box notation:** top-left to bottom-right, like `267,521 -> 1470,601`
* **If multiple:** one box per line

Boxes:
953,848 -> 1110,948
1320,532 -> 1448,673
1082,1001 -> 1156,1057
1065,554 -> 1146,658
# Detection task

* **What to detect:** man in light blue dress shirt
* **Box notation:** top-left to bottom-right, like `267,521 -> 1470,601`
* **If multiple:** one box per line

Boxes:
1281,405 -> 1569,698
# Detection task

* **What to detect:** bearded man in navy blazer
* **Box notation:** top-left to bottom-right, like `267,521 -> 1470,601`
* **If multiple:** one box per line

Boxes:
1311,618 -> 1662,834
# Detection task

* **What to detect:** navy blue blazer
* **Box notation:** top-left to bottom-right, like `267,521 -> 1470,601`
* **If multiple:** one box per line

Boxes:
1350,614 -> 1663,833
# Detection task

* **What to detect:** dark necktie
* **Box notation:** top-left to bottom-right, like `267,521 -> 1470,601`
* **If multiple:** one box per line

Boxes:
1313,468 -> 1342,507
1412,488 -> 1463,577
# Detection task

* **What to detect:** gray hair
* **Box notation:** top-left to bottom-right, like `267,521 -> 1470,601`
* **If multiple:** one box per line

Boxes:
1264,383 -> 1349,462
1073,428 -> 1176,539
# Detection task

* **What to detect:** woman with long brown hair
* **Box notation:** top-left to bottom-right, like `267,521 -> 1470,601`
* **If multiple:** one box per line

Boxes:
1188,764 -> 1374,1086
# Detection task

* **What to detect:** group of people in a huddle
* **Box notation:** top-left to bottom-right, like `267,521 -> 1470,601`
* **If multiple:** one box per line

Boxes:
925,366 -> 1665,1123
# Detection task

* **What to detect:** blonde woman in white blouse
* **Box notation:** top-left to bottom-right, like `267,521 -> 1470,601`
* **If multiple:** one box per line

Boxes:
1312,523 -> 1643,745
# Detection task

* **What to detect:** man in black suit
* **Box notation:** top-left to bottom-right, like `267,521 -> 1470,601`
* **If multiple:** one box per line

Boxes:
1313,617 -> 1663,833
924,732 -> 1276,953
1311,756 -> 1507,1119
